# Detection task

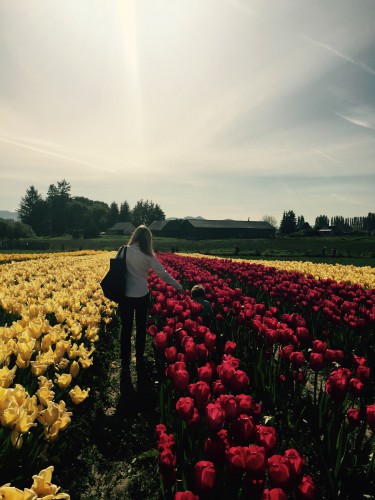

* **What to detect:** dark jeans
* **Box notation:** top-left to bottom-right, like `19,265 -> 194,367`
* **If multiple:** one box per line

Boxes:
118,293 -> 149,369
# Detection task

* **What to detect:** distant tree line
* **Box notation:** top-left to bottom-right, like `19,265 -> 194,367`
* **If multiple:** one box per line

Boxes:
278,210 -> 375,235
16,180 -> 166,238
0,218 -> 35,240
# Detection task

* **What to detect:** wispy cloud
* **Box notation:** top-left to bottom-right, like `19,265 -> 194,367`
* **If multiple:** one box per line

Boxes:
335,111 -> 375,130
313,150 -> 338,162
307,38 -> 375,76
0,134 -> 119,174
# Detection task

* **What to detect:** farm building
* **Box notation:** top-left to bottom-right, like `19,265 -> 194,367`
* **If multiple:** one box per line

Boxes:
149,219 -> 183,238
181,219 -> 276,239
149,219 -> 276,239
107,222 -> 135,235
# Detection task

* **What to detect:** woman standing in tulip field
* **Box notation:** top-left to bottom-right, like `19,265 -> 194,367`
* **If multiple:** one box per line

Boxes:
115,225 -> 183,416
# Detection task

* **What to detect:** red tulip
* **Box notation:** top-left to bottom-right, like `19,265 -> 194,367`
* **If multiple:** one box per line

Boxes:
267,454 -> 291,488
256,425 -> 277,454
194,460 -> 216,492
218,394 -> 238,419
244,444 -> 266,478
356,365 -> 370,382
348,377 -> 364,397
226,446 -> 246,477
172,369 -> 190,392
193,381 -> 211,409
309,352 -> 324,372
230,370 -> 250,394
205,403 -> 226,433
296,474 -> 318,499
262,487 -> 288,499
290,352 -> 305,368
154,332 -> 168,350
197,364 -> 213,383
165,346 -> 178,364
176,397 -> 195,421
224,341 -> 237,354
284,448 -> 304,478
236,394 -> 253,415
346,408 -> 360,427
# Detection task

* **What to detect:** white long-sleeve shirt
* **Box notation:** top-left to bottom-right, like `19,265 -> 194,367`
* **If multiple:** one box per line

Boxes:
116,243 -> 182,297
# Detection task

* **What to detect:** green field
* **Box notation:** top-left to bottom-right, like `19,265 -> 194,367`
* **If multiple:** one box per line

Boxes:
1,234 -> 374,267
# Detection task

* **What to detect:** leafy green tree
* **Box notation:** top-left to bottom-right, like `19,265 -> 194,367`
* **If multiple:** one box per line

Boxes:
66,200 -> 90,236
296,215 -> 305,230
0,219 -> 35,239
131,199 -> 166,227
279,210 -> 297,235
365,212 -> 375,232
90,202 -> 110,232
314,215 -> 329,230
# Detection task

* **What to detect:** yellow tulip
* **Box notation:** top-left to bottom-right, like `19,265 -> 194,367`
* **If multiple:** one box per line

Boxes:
12,384 -> 27,406
41,334 -> 53,352
69,361 -> 80,378
16,355 -> 29,369
0,485 -> 35,500
0,365 -> 17,388
0,386 -> 10,410
0,399 -> 19,427
69,385 -> 90,405
30,466 -> 70,498
16,339 -> 35,362
57,401 -> 72,431
55,373 -> 72,390
15,406 -> 38,434
36,385 -> 55,407
38,402 -> 60,426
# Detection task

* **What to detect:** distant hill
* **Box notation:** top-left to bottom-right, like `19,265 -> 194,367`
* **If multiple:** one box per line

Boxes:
0,210 -> 19,221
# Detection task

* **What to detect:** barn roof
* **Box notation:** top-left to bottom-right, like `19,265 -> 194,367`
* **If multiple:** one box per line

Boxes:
149,220 -> 169,231
183,219 -> 274,229
108,222 -> 135,232
149,219 -> 184,230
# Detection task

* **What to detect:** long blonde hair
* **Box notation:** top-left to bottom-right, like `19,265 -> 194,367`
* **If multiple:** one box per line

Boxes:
128,225 -> 154,256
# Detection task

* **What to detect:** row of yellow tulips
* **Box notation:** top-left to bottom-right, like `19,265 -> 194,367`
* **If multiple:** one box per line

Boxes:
0,251 -> 116,497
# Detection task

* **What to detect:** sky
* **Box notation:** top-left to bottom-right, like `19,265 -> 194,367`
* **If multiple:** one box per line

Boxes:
0,0 -> 374,226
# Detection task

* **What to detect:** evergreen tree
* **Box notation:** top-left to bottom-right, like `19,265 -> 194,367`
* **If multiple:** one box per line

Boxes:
17,186 -> 47,236
46,180 -> 71,235
108,202 -> 120,227
279,210 -> 297,235
119,201 -> 132,222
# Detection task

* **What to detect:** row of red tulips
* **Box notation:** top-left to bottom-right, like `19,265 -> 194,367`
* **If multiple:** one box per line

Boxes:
182,256 -> 375,358
146,254 -> 374,498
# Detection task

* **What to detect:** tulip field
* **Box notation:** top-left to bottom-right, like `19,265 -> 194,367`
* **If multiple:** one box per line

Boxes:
0,250 -> 374,499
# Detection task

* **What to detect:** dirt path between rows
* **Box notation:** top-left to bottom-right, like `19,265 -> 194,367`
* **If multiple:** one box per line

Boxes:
57,317 -> 162,500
